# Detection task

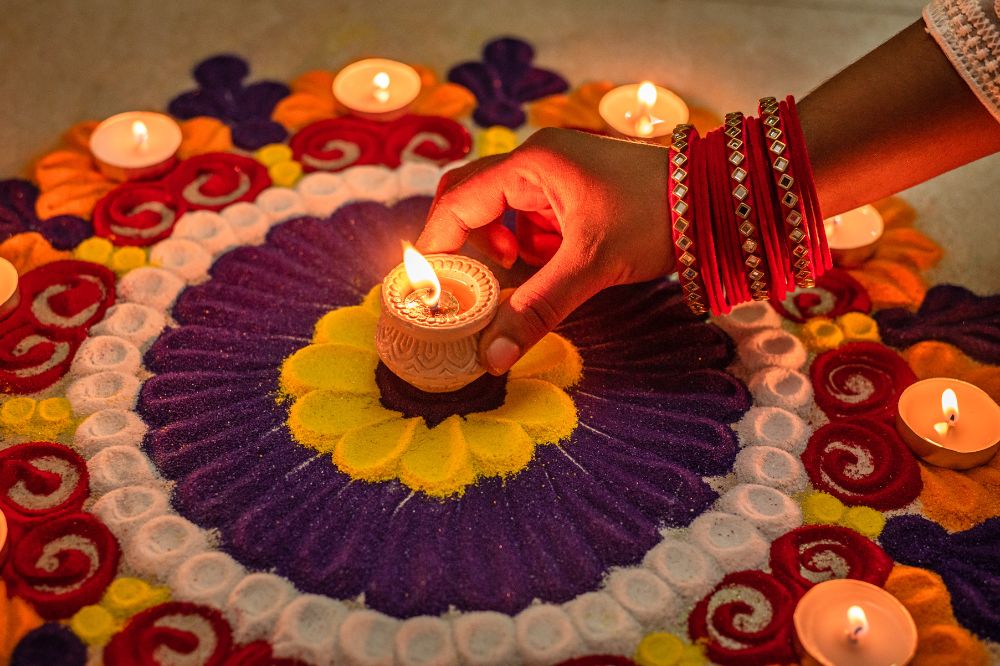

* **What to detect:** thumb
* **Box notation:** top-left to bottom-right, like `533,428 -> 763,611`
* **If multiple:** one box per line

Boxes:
479,241 -> 604,375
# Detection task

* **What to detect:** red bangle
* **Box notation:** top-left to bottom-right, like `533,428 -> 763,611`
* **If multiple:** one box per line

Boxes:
724,113 -> 769,301
668,124 -> 708,315
782,96 -> 832,272
743,114 -> 789,303
758,96 -> 815,289
691,128 -> 727,315
710,128 -> 746,306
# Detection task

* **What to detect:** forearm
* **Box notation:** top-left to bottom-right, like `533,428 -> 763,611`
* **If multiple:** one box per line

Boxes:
799,19 -> 1000,217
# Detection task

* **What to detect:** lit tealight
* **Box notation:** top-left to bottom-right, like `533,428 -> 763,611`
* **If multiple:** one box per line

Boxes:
846,605 -> 869,643
598,81 -> 688,139
824,205 -> 884,267
132,120 -> 150,150
0,257 -> 19,320
89,111 -> 182,181
332,58 -> 421,119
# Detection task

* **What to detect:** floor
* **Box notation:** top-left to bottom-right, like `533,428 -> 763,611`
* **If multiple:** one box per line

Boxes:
1,0 -> 996,291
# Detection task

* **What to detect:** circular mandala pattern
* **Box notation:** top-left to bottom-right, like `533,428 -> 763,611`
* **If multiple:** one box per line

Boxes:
810,341 -> 917,422
138,195 -> 746,619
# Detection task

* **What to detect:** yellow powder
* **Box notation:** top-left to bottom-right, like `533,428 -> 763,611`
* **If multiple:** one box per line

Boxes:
312,305 -> 379,349
399,416 -> 475,497
335,417 -> 419,481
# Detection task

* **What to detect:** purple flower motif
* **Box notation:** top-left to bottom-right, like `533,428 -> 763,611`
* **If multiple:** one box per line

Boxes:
448,37 -> 569,128
875,285 -> 1000,364
168,54 -> 290,150
1,179 -> 92,249
139,197 -> 749,618
881,515 -> 1000,641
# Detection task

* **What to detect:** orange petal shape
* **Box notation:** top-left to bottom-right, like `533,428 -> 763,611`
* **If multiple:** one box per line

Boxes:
873,196 -> 917,230
873,228 -> 943,271
63,120 -> 100,152
290,69 -> 337,97
528,81 -> 614,131
902,341 -> 1000,403
884,565 -> 989,665
918,450 -> 1000,531
849,259 -> 927,311
178,117 -> 233,158
0,232 -> 72,273
0,579 -> 44,664
34,150 -> 101,191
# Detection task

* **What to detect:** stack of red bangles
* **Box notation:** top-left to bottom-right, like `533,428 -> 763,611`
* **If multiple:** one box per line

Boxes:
667,95 -> 832,316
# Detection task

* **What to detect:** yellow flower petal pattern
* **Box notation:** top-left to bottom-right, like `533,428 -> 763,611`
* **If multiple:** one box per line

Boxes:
282,288 -> 581,497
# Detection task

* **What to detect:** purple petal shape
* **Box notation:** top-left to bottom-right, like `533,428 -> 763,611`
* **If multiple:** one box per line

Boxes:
473,101 -> 527,129
138,370 -> 277,427
11,623 -> 87,666
509,67 -> 570,103
231,119 -> 289,151
144,326 -> 303,374
35,215 -> 92,250
237,81 -> 292,119
0,178 -> 39,240
168,88 -> 232,120
193,54 -> 250,90
447,63 -> 503,105
483,37 -> 536,87
875,285 -> 1000,364
881,515 -> 1000,641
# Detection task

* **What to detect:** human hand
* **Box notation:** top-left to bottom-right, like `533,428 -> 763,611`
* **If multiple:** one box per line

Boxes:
416,127 -> 675,375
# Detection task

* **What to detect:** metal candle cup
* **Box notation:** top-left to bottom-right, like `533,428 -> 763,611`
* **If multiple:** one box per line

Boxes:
824,205 -> 884,267
896,378 -> 1000,470
89,111 -> 182,182
332,58 -> 422,121
376,254 -> 499,393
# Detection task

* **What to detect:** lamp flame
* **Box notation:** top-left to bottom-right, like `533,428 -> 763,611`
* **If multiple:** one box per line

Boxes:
932,388 -> 960,439
132,121 -> 149,150
633,81 -> 660,137
402,243 -> 441,308
847,605 -> 869,643
373,71 -> 391,103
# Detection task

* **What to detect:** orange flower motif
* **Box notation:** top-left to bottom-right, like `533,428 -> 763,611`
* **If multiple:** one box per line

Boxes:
903,341 -> 1000,403
33,118 -> 231,220
529,81 -> 722,139
272,65 -> 474,132
846,197 -> 944,311
884,565 -> 989,665
0,579 -> 44,663
0,232 -> 71,274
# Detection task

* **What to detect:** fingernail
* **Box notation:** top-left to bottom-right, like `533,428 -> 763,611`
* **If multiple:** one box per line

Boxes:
485,336 -> 520,374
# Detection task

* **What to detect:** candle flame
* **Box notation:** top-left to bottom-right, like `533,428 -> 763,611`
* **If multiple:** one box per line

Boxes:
847,605 -> 869,643
132,121 -> 149,151
633,82 -> 660,138
402,242 -> 440,308
942,388 -> 959,424
373,71 -> 391,104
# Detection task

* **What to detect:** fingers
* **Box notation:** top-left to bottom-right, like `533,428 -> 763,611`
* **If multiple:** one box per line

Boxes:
468,223 -> 519,269
479,241 -> 605,375
416,154 -> 514,255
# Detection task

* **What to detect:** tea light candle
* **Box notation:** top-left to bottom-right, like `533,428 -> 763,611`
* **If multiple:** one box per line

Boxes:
824,205 -> 884,267
794,579 -> 917,666
375,245 -> 499,393
896,378 -> 1000,469
0,257 -> 19,320
332,58 -> 422,121
0,508 -> 7,566
89,111 -> 182,182
598,81 -> 689,139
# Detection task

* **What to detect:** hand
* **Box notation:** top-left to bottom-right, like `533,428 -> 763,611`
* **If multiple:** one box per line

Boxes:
416,127 -> 675,375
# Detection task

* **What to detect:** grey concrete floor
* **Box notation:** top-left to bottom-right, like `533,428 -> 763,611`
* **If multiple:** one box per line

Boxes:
0,0 -> 996,292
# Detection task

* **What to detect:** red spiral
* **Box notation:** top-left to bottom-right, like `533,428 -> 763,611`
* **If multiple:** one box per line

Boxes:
0,442 -> 88,529
802,419 -> 922,510
104,602 -> 234,666
290,117 -> 383,173
689,570 -> 797,666
166,152 -> 271,211
810,341 -> 917,422
770,524 -> 893,594
771,268 -> 871,323
93,181 -> 186,246
0,321 -> 84,393
17,259 -> 117,332
221,641 -> 310,666
383,115 -> 472,168
3,511 -> 120,619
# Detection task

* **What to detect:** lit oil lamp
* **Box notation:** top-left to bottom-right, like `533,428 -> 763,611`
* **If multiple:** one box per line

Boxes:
897,378 -> 1000,469
375,244 -> 499,393
89,111 -> 182,181
332,58 -> 422,121
598,80 -> 689,140
0,257 -> 19,320
794,579 -> 916,666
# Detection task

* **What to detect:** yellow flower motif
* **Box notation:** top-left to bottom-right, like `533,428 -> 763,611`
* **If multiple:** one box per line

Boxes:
836,311 -> 880,343
635,632 -> 707,666
109,246 -> 148,275
800,491 -> 885,538
281,285 -> 581,497
1,396 -> 75,441
254,143 -> 303,188
69,576 -> 171,646
798,312 -> 880,352
74,236 -> 115,265
477,126 -> 519,157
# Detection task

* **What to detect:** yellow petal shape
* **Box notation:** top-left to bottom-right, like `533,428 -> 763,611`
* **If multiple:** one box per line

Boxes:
472,378 -> 576,444
70,604 -> 118,646
461,417 -> 534,478
400,416 -> 475,497
836,311 -> 880,343
362,284 -> 383,316
335,417 -> 418,481
509,333 -> 582,388
313,305 -> 378,349
289,390 -> 398,452
101,577 -> 170,619
280,343 -> 379,397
